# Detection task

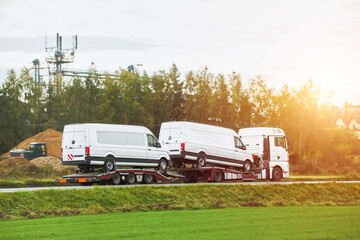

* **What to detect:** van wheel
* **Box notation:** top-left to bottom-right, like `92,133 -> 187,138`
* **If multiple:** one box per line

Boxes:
111,172 -> 122,185
213,169 -> 224,182
272,167 -> 282,181
104,157 -> 115,172
158,159 -> 168,171
142,174 -> 154,184
125,173 -> 137,184
243,160 -> 252,172
197,154 -> 206,167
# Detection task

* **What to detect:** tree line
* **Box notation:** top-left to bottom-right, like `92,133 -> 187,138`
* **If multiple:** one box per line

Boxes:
1,64 -> 359,174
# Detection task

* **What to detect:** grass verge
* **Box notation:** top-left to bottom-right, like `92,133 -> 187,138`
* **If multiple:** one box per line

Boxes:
0,182 -> 360,220
1,206 -> 359,240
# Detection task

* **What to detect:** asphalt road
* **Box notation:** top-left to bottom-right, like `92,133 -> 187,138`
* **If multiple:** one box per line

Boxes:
1,180 -> 360,193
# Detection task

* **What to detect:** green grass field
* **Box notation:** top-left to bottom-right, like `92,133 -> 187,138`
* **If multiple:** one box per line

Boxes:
1,206 -> 359,240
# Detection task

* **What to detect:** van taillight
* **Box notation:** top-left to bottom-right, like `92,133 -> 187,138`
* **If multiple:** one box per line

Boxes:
252,154 -> 256,160
61,148 -> 63,156
181,143 -> 185,151
85,147 -> 90,155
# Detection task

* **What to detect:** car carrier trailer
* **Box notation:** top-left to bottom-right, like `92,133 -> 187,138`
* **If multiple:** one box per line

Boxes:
56,166 -> 263,185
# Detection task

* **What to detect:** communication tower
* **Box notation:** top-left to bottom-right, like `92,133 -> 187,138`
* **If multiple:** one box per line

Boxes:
45,33 -> 78,93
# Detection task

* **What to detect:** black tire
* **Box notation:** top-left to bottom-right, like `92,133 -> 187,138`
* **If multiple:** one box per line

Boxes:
142,174 -> 154,184
158,158 -> 168,171
243,160 -> 252,172
213,169 -> 224,182
125,173 -> 137,184
197,153 -> 206,167
104,157 -> 115,172
111,172 -> 122,185
272,167 -> 282,181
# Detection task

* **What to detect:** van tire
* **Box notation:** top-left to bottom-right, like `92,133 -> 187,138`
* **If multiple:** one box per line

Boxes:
142,174 -> 154,184
243,160 -> 252,172
104,157 -> 115,172
111,172 -> 122,185
272,167 -> 282,181
158,159 -> 168,171
197,153 -> 206,167
125,173 -> 137,184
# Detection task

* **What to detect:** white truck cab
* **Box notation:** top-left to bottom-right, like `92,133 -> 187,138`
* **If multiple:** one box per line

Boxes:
238,127 -> 289,181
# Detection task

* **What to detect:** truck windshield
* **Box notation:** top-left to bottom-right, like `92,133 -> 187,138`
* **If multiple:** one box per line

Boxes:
274,137 -> 287,149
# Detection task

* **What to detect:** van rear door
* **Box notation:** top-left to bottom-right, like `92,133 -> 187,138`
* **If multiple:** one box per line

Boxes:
159,125 -> 182,155
62,124 -> 86,164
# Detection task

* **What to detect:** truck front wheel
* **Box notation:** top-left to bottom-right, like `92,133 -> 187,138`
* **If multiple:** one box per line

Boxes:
213,169 -> 224,182
272,167 -> 282,181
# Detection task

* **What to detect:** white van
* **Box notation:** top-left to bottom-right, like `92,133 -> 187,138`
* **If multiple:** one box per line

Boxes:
62,123 -> 170,172
159,121 -> 254,171
238,127 -> 289,181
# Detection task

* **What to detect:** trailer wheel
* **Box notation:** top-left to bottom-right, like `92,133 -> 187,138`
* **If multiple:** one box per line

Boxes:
104,157 -> 115,172
213,169 -> 224,182
158,159 -> 168,171
272,167 -> 282,181
142,174 -> 154,184
197,153 -> 206,167
125,173 -> 137,184
111,172 -> 122,185
243,160 -> 252,172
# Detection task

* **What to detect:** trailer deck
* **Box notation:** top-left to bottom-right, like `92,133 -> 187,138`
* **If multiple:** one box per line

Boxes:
57,166 -> 261,185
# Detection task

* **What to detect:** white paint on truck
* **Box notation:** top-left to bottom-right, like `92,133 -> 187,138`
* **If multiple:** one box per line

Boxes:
238,127 -> 289,180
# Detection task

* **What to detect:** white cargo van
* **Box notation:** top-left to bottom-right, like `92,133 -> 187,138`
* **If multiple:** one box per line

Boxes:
238,127 -> 289,181
62,123 -> 170,172
159,121 -> 254,171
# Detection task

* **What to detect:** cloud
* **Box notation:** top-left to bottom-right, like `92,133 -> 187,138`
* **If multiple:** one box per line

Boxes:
0,36 -> 159,53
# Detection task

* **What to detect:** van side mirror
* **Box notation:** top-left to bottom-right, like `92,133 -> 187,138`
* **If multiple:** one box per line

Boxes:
156,143 -> 161,148
242,146 -> 247,150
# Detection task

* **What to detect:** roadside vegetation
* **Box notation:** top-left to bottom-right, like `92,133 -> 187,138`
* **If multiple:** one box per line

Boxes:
1,65 -> 360,176
1,206 -> 359,240
0,182 -> 359,220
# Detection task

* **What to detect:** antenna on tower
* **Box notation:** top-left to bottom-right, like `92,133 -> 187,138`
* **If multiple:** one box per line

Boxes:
45,33 -> 78,94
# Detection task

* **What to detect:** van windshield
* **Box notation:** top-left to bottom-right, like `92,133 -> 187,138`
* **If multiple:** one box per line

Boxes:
234,137 -> 244,149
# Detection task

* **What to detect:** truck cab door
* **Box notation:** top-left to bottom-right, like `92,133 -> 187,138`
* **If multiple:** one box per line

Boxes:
269,136 -> 288,162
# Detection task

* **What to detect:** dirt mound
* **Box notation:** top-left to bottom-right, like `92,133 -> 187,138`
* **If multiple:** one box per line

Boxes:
1,129 -> 62,158
1,157 -> 31,169
30,157 -> 69,171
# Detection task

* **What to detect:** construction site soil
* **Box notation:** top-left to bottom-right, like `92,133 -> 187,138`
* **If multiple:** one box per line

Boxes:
1,129 -> 62,159
1,157 -> 75,172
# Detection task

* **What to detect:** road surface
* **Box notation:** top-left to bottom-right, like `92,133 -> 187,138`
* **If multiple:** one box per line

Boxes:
1,180 -> 360,193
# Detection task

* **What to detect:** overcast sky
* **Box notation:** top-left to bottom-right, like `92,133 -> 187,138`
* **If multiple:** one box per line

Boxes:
0,0 -> 360,106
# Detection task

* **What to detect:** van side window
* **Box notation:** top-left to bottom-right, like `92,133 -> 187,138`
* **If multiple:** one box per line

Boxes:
97,131 -> 127,145
274,137 -> 286,148
147,134 -> 159,147
234,137 -> 244,149
127,132 -> 145,146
